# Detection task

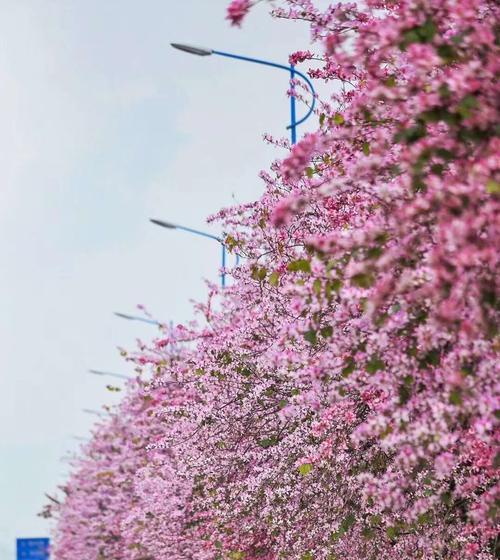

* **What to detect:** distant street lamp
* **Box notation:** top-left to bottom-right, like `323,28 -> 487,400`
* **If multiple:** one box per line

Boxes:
82,408 -> 103,417
150,218 -> 228,287
88,369 -> 131,381
71,435 -> 89,442
171,43 -> 317,144
114,311 -> 160,326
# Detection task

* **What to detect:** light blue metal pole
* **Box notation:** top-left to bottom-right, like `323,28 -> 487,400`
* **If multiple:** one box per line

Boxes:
221,244 -> 226,288
290,65 -> 297,145
170,44 -> 316,144
168,44 -> 317,278
150,219 -> 226,287
211,49 -> 315,145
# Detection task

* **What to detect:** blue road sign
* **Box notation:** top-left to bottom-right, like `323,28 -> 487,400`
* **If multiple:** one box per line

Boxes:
16,538 -> 50,560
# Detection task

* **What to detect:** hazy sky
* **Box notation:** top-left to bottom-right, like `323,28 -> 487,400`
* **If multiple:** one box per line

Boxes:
0,1 -> 320,556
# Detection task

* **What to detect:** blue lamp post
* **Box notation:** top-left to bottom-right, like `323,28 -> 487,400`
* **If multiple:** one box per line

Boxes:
113,311 -> 161,326
82,408 -> 103,417
170,43 -> 317,144
88,369 -> 131,381
150,218 -> 228,287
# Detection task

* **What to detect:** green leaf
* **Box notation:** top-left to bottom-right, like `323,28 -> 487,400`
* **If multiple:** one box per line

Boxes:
303,330 -> 317,345
438,84 -> 452,99
398,384 -> 412,405
456,94 -> 478,119
106,385 -> 121,392
268,271 -> 280,287
340,513 -> 356,532
258,437 -> 277,449
366,246 -> 383,259
319,113 -> 326,126
420,107 -> 458,125
399,375 -> 414,404
225,234 -> 238,251
449,388 -> 462,406
238,366 -> 252,378
418,512 -> 432,526
365,356 -> 385,374
351,272 -> 375,289
362,142 -> 370,156
419,348 -> 441,368
320,325 -> 333,338
437,44 -> 459,63
399,19 -> 437,49
251,266 -> 267,281
342,357 -> 356,378
486,179 -> 500,194
325,278 -> 342,300
400,29 -> 420,49
386,526 -> 398,540
288,259 -> 311,273
385,75 -> 396,87
394,122 -> 427,144
305,166 -> 314,178
333,113 -> 345,125
419,19 -> 438,41
441,491 -> 452,506
298,463 -> 313,476
313,278 -> 322,297
362,526 -> 375,540
301,553 -> 314,560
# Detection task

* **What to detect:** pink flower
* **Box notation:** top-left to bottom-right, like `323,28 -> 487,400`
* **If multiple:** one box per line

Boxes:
280,133 -> 319,181
226,0 -> 251,27
289,50 -> 313,65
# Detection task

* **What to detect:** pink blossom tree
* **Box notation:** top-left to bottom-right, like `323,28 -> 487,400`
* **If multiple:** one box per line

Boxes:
48,0 -> 499,558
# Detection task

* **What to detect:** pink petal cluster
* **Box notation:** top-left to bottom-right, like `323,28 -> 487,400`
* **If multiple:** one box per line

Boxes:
47,1 -> 500,559
226,0 -> 252,27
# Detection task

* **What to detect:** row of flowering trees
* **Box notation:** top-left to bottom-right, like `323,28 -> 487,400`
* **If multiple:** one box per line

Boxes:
45,0 -> 499,558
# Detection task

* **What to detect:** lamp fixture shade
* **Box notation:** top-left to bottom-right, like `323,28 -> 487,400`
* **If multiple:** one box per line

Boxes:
171,43 -> 213,56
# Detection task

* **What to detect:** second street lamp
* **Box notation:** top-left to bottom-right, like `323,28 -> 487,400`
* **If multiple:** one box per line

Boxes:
150,218 -> 228,287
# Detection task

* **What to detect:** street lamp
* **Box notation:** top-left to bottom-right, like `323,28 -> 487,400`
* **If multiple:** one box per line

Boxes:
171,43 -> 317,145
114,311 -> 161,326
150,218 -> 228,287
82,408 -> 103,417
71,435 -> 89,442
88,369 -> 131,381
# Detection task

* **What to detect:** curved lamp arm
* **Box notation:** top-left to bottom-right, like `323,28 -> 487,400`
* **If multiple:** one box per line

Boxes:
212,50 -> 317,130
171,43 -> 317,142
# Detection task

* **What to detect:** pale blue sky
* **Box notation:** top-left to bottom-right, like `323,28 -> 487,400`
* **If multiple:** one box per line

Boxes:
0,1 -> 321,556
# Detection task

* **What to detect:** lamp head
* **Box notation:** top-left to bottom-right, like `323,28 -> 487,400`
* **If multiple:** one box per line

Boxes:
171,43 -> 213,56
150,218 -> 177,229
114,311 -> 135,320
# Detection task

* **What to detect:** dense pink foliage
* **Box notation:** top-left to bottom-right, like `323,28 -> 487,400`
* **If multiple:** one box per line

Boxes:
47,1 -> 499,558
